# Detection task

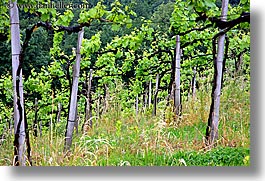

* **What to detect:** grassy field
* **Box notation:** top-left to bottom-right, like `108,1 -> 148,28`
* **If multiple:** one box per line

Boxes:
0,78 -> 250,166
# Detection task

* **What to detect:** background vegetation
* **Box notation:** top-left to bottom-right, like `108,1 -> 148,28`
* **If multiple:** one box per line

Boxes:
0,0 -> 250,166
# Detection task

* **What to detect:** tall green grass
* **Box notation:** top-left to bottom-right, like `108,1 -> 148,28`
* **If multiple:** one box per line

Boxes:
0,78 -> 250,166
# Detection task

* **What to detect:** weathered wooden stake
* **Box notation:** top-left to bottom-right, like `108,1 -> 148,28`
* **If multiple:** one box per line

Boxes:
10,0 -> 28,166
152,74 -> 159,116
65,27 -> 84,151
148,80 -> 152,108
174,35 -> 181,116
39,119 -> 42,137
33,98 -> 38,137
206,0 -> 229,146
135,94 -> 139,116
56,103 -> 62,123
192,67 -> 197,99
144,85 -> 148,112
83,69 -> 93,133
74,105 -> 79,135
103,84 -> 109,113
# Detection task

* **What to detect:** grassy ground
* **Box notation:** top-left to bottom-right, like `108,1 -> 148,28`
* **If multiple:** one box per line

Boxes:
0,78 -> 250,166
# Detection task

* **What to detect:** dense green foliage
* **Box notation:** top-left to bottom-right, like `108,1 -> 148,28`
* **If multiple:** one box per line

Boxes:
0,82 -> 250,166
0,0 -> 250,166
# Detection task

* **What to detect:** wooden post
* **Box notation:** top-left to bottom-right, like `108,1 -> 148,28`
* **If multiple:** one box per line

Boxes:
74,105 -> 79,135
56,103 -> 62,123
10,0 -> 27,166
174,35 -> 181,116
33,98 -> 38,137
135,94 -> 139,116
148,79 -> 152,108
65,27 -> 84,151
50,90 -> 54,141
103,84 -> 109,113
152,74 -> 159,116
39,119 -> 42,137
97,96 -> 100,120
192,67 -> 197,99
206,0 -> 229,146
83,69 -> 93,133
144,85 -> 148,112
